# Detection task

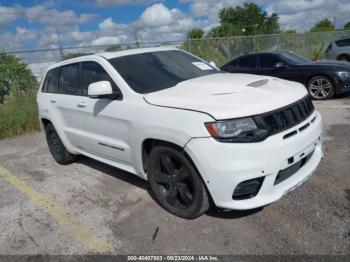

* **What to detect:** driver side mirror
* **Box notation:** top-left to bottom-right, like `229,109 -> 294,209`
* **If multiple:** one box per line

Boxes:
88,81 -> 121,100
274,62 -> 286,69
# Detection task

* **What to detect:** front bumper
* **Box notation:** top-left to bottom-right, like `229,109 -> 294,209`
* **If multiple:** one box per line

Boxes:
185,110 -> 323,210
336,80 -> 350,94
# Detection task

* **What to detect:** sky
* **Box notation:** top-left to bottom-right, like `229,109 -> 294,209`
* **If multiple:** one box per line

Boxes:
0,0 -> 350,52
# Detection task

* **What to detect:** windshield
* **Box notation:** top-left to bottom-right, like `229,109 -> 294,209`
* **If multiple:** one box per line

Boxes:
108,50 -> 219,94
279,52 -> 310,65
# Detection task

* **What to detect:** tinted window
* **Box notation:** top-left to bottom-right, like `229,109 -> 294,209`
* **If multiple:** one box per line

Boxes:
82,62 -> 117,96
259,54 -> 282,68
335,38 -> 350,47
43,68 -> 59,93
238,55 -> 257,68
109,50 -> 219,94
278,52 -> 309,64
58,63 -> 81,95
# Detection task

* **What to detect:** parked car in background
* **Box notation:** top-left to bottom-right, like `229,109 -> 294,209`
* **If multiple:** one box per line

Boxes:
326,36 -> 350,61
37,47 -> 323,218
221,51 -> 350,100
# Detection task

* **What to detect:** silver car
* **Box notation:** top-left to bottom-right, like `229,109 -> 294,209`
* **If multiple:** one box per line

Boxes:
326,36 -> 350,61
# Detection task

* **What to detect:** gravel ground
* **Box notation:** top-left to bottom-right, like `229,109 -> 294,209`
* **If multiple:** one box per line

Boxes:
0,98 -> 349,255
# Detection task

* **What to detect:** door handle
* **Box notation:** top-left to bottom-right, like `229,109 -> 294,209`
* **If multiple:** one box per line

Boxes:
50,99 -> 58,103
77,101 -> 87,108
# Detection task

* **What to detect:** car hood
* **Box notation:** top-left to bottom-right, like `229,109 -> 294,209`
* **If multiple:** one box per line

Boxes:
144,73 -> 307,120
299,60 -> 350,70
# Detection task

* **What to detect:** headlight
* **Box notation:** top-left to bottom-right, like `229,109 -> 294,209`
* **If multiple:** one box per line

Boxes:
338,71 -> 350,80
205,117 -> 268,143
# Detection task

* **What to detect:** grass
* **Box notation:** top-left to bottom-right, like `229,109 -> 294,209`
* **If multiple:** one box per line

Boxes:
0,92 -> 40,140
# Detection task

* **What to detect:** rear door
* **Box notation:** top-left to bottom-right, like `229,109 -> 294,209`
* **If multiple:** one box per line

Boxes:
53,63 -> 87,149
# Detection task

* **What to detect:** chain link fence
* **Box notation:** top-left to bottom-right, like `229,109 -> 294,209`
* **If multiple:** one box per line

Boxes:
186,30 -> 350,67
2,30 -> 350,83
1,29 -> 350,139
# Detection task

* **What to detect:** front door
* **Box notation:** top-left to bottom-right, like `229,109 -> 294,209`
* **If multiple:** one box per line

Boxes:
73,61 -> 132,165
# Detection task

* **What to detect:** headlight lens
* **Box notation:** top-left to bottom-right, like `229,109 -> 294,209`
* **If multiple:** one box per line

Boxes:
205,117 -> 268,143
338,71 -> 350,80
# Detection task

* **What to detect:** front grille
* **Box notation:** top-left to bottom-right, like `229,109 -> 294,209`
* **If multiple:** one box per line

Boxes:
232,177 -> 265,200
255,96 -> 315,136
274,150 -> 315,185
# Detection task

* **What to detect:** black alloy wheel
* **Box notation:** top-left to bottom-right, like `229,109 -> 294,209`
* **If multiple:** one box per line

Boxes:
147,146 -> 209,218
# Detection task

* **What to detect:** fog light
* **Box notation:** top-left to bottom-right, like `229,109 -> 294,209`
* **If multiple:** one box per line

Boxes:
232,177 -> 265,200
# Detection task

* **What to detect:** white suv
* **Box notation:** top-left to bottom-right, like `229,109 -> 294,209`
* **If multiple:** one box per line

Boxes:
37,47 -> 323,218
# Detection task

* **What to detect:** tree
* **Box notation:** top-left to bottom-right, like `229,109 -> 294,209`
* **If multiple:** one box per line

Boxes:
207,2 -> 280,38
186,28 -> 204,39
344,21 -> 350,30
310,19 -> 335,32
282,29 -> 297,34
105,44 -> 122,52
0,52 -> 37,104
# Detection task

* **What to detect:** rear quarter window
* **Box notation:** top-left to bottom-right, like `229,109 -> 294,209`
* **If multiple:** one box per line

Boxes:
42,68 -> 59,93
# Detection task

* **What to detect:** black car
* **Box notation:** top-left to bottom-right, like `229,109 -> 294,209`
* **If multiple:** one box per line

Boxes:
221,51 -> 350,100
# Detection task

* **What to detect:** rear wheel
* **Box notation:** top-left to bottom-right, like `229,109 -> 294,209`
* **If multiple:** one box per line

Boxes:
147,146 -> 209,219
307,75 -> 335,100
45,123 -> 78,165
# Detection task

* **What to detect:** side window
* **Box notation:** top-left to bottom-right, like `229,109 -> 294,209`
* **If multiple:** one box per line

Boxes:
58,63 -> 81,95
81,62 -> 117,96
42,68 -> 59,93
259,54 -> 282,69
238,55 -> 257,69
335,38 -> 350,47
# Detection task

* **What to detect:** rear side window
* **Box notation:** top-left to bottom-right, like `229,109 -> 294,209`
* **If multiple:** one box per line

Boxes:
259,54 -> 282,68
58,63 -> 81,95
239,55 -> 257,68
42,68 -> 59,93
81,62 -> 117,96
335,38 -> 350,47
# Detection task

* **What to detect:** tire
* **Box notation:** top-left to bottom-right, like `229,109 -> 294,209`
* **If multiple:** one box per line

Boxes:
45,123 -> 78,165
337,54 -> 350,62
307,75 -> 335,100
147,146 -> 209,219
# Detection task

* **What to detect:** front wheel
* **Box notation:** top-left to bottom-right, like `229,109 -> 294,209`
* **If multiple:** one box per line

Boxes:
307,76 -> 335,100
147,146 -> 209,219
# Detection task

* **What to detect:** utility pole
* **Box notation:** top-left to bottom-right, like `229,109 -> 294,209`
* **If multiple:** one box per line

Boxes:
55,27 -> 64,60
132,24 -> 142,48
